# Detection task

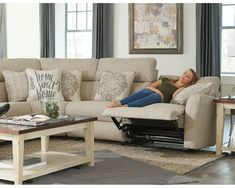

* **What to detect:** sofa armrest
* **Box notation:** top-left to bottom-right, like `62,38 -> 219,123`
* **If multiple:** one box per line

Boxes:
184,94 -> 216,149
0,102 -> 32,118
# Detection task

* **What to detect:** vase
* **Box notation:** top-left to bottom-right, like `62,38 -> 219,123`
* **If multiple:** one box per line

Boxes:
41,98 -> 60,119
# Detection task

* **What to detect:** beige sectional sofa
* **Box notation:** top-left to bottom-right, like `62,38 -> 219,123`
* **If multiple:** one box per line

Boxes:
0,58 -> 220,149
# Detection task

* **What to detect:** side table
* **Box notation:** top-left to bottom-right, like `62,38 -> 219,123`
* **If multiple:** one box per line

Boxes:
213,98 -> 235,155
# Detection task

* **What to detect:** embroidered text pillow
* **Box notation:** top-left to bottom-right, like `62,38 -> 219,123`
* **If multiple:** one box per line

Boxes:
25,68 -> 64,101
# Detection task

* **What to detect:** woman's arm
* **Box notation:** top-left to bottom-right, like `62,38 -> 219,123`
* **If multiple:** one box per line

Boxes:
148,80 -> 162,88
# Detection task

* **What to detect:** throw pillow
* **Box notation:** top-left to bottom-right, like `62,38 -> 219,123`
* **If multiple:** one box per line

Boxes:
171,83 -> 213,105
94,71 -> 135,101
25,68 -> 64,101
2,71 -> 28,102
61,70 -> 82,101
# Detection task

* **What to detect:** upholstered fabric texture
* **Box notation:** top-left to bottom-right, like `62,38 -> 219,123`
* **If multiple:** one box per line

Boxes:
2,71 -> 28,102
25,68 -> 64,101
40,58 -> 98,81
171,83 -> 213,105
94,71 -> 135,101
0,58 -> 41,82
0,82 -> 7,102
95,58 -> 157,82
197,76 -> 220,97
103,103 -> 185,121
62,71 -> 82,101
65,100 -> 111,122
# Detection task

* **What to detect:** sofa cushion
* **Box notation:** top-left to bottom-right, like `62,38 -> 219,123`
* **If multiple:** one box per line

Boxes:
28,100 -> 68,114
197,76 -> 220,97
0,82 -> 7,102
65,101 -> 112,122
94,71 -> 135,101
103,103 -> 185,121
62,70 -> 82,101
0,58 -> 41,82
25,68 -> 64,101
40,58 -> 98,81
2,71 -> 28,102
0,102 -> 32,118
171,83 -> 213,105
96,58 -> 157,82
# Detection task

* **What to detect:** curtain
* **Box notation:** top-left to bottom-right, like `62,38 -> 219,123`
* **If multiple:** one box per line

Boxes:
0,4 -> 7,58
39,3 -> 55,58
196,3 -> 221,77
92,3 -> 114,59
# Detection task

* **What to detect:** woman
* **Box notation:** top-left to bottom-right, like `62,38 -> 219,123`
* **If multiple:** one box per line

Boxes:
107,68 -> 199,108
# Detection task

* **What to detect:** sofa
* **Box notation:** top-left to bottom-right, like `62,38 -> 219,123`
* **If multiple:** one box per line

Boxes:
0,58 -> 220,149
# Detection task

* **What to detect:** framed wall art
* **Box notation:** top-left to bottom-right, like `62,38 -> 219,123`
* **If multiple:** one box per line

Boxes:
129,3 -> 183,54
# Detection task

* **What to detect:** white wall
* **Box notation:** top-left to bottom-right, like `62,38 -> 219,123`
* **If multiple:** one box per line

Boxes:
6,4 -> 40,58
114,3 -> 196,76
55,4 -> 65,58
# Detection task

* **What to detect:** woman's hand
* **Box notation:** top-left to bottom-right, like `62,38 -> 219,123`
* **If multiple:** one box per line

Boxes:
145,86 -> 163,97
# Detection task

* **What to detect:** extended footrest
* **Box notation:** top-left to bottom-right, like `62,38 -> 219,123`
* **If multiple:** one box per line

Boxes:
111,117 -> 184,145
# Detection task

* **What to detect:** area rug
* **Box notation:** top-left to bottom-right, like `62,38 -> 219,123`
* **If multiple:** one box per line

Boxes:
0,137 -> 222,174
24,150 -> 196,184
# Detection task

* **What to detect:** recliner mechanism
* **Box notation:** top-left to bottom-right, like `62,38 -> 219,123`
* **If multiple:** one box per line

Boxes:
111,116 -> 184,145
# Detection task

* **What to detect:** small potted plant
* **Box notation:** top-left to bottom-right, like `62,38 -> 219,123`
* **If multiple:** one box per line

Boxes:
41,98 -> 60,119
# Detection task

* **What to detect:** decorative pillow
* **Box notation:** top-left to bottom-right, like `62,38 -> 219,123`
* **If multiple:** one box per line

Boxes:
171,83 -> 213,105
2,71 -> 28,102
25,68 -> 64,101
94,71 -> 135,101
61,71 -> 82,101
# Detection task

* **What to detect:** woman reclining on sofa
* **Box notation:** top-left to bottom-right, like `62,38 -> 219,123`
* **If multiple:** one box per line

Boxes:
107,68 -> 199,108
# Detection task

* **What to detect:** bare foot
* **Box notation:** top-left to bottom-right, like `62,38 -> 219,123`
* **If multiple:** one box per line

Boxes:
106,100 -> 122,108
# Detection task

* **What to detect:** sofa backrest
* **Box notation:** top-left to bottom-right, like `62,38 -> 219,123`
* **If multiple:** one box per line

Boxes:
89,58 -> 158,100
40,58 -> 158,101
0,58 -> 157,102
40,58 -> 99,100
0,58 -> 41,102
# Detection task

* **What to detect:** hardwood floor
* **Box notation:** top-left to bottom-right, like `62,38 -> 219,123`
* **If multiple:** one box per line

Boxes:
188,115 -> 235,184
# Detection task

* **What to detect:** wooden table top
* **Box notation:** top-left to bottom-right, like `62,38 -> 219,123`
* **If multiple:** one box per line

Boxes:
213,98 -> 235,104
0,116 -> 97,135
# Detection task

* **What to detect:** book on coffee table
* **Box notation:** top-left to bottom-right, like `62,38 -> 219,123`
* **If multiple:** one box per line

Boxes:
0,114 -> 74,127
0,156 -> 47,169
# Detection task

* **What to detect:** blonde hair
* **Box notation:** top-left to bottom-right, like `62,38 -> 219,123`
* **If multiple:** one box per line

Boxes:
189,68 -> 200,85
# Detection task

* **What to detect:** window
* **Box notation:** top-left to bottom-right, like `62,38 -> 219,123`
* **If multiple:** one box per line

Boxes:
65,3 -> 93,58
221,4 -> 235,74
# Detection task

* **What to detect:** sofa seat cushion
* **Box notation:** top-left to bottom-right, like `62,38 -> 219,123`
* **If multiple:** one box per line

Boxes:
28,100 -> 68,114
0,102 -> 32,118
103,103 -> 185,121
65,101 -> 112,122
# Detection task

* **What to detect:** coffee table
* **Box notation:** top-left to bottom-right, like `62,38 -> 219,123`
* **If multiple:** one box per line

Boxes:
0,115 -> 97,184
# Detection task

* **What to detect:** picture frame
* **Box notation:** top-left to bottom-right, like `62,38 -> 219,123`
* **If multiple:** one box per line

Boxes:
129,3 -> 183,54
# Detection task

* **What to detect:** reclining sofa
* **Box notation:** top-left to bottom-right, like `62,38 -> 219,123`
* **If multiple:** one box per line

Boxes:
0,58 -> 220,149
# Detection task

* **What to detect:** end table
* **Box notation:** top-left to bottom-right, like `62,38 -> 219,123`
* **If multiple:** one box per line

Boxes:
213,98 -> 235,155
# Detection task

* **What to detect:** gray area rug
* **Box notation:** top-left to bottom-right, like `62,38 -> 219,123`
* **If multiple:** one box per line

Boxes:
0,138 -> 222,174
23,150 -> 196,185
